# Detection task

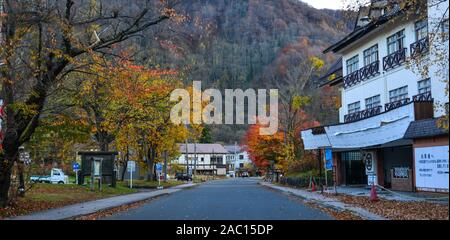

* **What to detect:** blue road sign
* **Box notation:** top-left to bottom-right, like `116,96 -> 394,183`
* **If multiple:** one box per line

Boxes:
325,149 -> 333,170
156,163 -> 163,171
73,162 -> 80,171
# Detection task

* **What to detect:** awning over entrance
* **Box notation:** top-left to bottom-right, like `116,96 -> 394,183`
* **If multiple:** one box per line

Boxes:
301,102 -> 416,150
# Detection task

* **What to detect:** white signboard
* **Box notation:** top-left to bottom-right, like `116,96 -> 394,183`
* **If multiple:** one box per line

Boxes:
127,161 -> 136,172
363,151 -> 377,186
93,159 -> 102,177
415,146 -> 449,190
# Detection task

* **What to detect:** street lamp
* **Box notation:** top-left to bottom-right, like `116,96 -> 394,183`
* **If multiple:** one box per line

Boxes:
184,121 -> 190,175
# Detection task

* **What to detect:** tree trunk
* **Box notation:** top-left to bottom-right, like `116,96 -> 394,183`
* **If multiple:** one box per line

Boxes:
0,165 -> 13,207
121,145 -> 129,181
147,146 -> 156,181
0,143 -> 19,207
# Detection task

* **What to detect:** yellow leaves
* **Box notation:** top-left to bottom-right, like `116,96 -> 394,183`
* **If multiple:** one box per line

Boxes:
310,56 -> 325,70
328,73 -> 337,81
292,95 -> 311,110
9,102 -> 39,117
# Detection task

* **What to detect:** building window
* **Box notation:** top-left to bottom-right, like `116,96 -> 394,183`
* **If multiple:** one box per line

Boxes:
239,155 -> 244,160
363,45 -> 378,66
341,151 -> 362,161
239,163 -> 244,168
389,86 -> 408,102
415,19 -> 428,41
365,95 -> 381,109
346,55 -> 359,74
387,29 -> 405,54
200,157 -> 204,162
211,155 -> 223,165
418,78 -> 431,94
348,101 -> 361,114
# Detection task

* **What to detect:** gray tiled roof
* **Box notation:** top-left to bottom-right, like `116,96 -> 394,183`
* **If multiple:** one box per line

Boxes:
224,145 -> 246,154
404,118 -> 449,139
179,143 -> 229,154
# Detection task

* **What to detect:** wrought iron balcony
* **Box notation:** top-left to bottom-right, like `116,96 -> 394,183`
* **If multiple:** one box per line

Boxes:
359,61 -> 380,81
385,98 -> 411,111
344,105 -> 382,123
383,48 -> 407,71
343,70 -> 360,89
410,37 -> 429,57
412,91 -> 432,102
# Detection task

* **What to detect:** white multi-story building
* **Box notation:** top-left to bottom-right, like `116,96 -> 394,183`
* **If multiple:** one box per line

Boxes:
224,145 -> 253,173
174,143 -> 228,176
302,0 -> 449,192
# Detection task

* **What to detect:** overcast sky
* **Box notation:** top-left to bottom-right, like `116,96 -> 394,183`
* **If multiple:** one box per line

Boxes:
301,0 -> 345,10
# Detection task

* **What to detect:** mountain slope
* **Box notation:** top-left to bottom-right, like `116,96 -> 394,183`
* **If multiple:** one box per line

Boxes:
135,0 -> 352,143
140,0 -> 352,89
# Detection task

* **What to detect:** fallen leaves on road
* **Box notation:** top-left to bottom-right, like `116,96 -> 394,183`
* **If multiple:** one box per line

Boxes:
73,198 -> 154,220
305,201 -> 363,220
281,190 -> 362,220
324,193 -> 449,220
0,184 -> 136,219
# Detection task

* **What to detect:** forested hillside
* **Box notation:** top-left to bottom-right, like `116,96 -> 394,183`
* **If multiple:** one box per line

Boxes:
134,0 -> 354,143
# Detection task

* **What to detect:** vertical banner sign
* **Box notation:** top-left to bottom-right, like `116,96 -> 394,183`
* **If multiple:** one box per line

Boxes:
415,146 -> 449,191
325,148 -> 333,170
156,163 -> 163,189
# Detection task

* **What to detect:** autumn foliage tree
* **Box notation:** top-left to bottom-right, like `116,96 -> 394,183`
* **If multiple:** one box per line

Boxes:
243,122 -> 286,173
0,0 -> 177,206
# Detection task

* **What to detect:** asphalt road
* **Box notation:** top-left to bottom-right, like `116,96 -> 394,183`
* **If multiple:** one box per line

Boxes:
105,178 -> 333,220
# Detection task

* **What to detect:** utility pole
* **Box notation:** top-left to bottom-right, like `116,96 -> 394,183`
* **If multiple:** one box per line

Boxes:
234,141 -> 237,175
184,122 -> 190,175
163,151 -> 168,182
185,137 -> 189,174
318,149 -> 323,193
193,140 -> 197,178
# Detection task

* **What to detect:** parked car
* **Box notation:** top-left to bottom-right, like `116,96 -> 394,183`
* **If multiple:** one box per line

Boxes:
175,172 -> 193,181
227,171 -> 235,178
241,171 -> 249,178
30,168 -> 69,184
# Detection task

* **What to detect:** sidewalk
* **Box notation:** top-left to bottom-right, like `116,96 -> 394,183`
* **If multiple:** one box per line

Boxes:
8,183 -> 196,220
260,182 -> 386,220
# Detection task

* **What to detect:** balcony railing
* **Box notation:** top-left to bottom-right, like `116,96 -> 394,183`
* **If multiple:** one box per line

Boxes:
412,91 -> 432,102
410,37 -> 429,57
343,70 -> 360,89
344,105 -> 382,123
383,48 -> 407,71
385,98 -> 411,111
359,61 -> 380,81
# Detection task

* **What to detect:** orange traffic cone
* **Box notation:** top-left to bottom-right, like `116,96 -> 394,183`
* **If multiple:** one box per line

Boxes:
370,185 -> 379,202
311,180 -> 316,192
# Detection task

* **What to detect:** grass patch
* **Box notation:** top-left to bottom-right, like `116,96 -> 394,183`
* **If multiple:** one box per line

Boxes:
0,183 -> 137,219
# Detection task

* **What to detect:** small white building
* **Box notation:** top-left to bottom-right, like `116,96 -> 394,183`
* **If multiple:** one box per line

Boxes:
224,145 -> 253,173
174,143 -> 228,176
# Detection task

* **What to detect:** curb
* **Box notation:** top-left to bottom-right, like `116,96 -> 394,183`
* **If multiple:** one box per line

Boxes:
7,183 -> 197,220
260,182 -> 387,220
